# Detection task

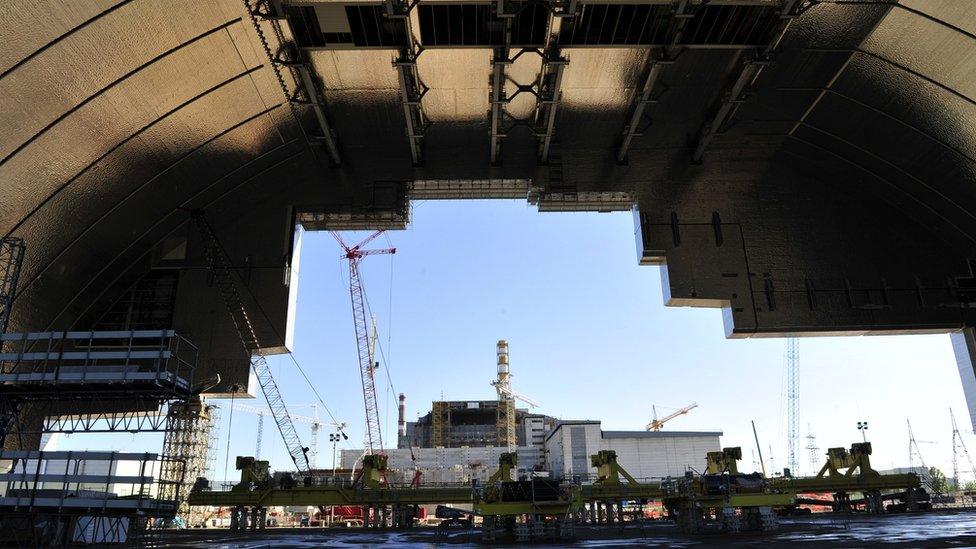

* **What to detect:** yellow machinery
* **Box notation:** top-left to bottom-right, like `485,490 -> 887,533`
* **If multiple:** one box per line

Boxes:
817,442 -> 877,477
188,440 -> 926,537
663,447 -> 793,533
354,454 -> 389,489
474,452 -> 579,542
706,447 -> 742,475
771,442 -> 924,513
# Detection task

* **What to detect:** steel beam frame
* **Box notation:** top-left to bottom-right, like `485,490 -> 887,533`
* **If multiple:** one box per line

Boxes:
252,0 -> 342,166
616,0 -> 690,163
0,238 -> 25,335
489,0 -> 516,165
691,0 -> 804,163
386,0 -> 429,166
533,4 -> 573,164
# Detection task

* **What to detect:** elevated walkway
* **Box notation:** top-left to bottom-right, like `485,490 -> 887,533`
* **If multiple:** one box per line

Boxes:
0,330 -> 195,397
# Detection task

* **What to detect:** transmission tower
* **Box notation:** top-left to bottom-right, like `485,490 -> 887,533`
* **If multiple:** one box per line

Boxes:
786,337 -> 800,475
805,423 -> 820,472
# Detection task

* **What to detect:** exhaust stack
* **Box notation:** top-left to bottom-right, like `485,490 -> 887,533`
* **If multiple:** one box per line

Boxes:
398,393 -> 407,437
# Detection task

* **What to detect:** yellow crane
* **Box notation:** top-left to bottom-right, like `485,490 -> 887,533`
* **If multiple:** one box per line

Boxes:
646,402 -> 698,431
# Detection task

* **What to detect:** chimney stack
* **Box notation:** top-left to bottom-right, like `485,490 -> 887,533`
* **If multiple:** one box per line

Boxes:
398,393 -> 407,437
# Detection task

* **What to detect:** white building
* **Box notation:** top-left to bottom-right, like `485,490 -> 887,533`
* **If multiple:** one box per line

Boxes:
545,421 -> 721,481
341,420 -> 721,484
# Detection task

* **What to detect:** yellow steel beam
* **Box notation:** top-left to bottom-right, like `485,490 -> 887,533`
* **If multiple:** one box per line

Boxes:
771,473 -> 919,494
187,485 -> 472,507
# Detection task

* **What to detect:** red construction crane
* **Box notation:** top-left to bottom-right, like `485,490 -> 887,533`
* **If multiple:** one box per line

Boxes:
331,231 -> 395,455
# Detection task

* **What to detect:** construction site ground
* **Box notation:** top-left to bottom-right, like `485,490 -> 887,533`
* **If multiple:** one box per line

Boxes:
153,509 -> 976,547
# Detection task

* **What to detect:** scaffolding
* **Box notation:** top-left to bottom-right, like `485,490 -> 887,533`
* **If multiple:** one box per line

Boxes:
0,450 -> 181,546
161,397 -> 219,525
0,330 -> 197,446
431,401 -> 448,448
0,329 -> 198,544
496,399 -> 517,449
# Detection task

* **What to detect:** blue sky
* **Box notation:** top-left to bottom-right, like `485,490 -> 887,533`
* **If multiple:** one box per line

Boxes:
58,199 -> 974,483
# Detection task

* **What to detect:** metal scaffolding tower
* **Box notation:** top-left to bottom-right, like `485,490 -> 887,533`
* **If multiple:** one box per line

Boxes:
0,237 -> 25,334
161,397 -> 219,524
786,337 -> 799,475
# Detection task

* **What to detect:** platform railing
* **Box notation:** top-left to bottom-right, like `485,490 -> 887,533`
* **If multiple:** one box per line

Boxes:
0,330 -> 196,396
0,450 -> 184,517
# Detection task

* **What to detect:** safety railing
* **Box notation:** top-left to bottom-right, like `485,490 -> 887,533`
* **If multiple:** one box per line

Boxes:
0,330 -> 196,396
0,450 -> 184,517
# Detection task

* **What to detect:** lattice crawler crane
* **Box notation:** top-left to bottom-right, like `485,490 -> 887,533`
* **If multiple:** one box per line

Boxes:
330,231 -> 395,456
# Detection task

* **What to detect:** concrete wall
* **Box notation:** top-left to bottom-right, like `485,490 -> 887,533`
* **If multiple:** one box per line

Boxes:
545,422 -> 722,481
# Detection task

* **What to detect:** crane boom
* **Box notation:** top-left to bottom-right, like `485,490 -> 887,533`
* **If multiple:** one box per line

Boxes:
646,402 -> 698,431
331,231 -> 395,455
191,212 -> 310,472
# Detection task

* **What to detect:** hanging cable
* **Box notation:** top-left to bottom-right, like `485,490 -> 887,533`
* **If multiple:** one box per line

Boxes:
232,245 -> 344,428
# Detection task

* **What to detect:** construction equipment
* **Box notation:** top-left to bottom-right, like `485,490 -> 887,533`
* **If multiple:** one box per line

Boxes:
663,446 -> 789,533
231,403 -> 347,467
331,231 -> 395,455
815,442 -> 877,478
476,452 -> 578,543
646,402 -> 698,431
706,447 -> 743,475
191,211 -> 311,473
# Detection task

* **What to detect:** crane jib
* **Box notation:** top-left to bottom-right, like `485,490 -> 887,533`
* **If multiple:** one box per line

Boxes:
191,212 -> 312,474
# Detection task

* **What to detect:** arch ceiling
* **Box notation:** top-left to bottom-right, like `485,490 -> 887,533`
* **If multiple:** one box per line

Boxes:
2,0 -> 975,391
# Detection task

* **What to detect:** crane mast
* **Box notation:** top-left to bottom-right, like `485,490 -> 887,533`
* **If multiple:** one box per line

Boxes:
331,231 -> 395,455
191,212 -> 311,473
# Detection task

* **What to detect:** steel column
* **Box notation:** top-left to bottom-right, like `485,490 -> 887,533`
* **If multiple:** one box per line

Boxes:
533,5 -> 572,164
387,0 -> 429,166
249,0 -> 342,166
691,0 -> 804,163
489,0 -> 516,165
616,0 -> 690,163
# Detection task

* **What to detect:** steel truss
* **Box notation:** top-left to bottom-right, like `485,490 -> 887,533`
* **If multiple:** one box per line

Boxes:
161,397 -> 219,524
191,212 -> 311,473
0,330 -> 197,447
0,450 -> 181,546
384,0 -> 430,166
248,0 -> 342,166
692,0 -> 806,163
0,237 -> 25,335
488,0 -> 574,166
617,0 -> 692,164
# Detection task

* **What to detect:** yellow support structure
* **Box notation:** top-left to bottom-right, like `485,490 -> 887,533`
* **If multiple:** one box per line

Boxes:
816,442 -> 877,478
431,401 -> 447,447
706,447 -> 742,475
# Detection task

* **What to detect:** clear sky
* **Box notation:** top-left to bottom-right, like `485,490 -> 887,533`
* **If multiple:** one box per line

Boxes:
57,199 -> 975,484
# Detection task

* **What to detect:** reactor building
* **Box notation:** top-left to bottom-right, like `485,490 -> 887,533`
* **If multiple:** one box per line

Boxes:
342,341 -> 721,483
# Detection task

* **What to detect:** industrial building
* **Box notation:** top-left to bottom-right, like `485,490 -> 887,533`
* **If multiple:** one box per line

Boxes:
2,0 -> 976,543
545,421 -> 722,480
341,341 -> 721,484
402,402 -> 555,449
